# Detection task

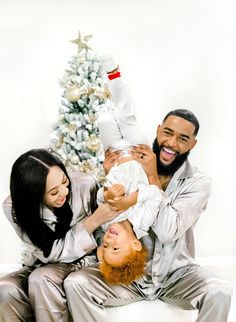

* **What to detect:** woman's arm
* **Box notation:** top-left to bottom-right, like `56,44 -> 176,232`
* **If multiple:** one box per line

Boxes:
83,203 -> 120,234
44,203 -> 120,263
2,189 -> 120,266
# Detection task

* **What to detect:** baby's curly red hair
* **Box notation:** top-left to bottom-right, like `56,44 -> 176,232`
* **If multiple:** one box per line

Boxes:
99,246 -> 148,285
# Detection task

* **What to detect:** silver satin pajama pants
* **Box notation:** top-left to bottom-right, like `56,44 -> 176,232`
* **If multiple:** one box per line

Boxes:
0,263 -> 73,322
64,265 -> 232,322
0,264 -> 232,322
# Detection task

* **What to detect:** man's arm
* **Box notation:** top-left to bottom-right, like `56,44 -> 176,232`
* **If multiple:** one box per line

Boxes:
151,174 -> 212,243
132,144 -> 162,189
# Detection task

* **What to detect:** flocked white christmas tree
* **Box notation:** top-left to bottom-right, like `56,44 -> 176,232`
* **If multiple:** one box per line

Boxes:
49,32 -> 111,184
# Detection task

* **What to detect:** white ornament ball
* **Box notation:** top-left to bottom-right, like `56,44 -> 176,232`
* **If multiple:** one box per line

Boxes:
66,86 -> 81,102
86,135 -> 101,152
70,154 -> 80,165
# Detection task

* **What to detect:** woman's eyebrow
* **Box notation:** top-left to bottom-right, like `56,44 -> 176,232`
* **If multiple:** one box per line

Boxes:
47,174 -> 65,193
47,186 -> 58,193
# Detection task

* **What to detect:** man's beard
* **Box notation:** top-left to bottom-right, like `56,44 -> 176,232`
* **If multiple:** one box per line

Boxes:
152,138 -> 190,176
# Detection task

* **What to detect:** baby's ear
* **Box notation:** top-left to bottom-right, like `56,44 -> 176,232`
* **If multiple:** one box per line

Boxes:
97,246 -> 104,262
132,239 -> 142,251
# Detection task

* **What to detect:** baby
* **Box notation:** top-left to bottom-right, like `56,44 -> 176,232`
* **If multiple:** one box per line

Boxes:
96,55 -> 161,285
97,220 -> 148,285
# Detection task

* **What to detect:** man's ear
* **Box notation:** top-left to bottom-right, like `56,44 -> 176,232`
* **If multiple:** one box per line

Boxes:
97,246 -> 103,262
132,239 -> 142,251
156,124 -> 161,137
189,138 -> 197,150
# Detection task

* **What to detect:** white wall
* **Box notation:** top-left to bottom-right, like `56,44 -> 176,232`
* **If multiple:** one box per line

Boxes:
0,0 -> 235,264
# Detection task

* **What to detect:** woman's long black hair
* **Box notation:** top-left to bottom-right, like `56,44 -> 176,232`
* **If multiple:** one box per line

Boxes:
10,149 -> 73,257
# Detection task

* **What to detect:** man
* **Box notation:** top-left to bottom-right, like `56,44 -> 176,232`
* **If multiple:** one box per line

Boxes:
64,109 -> 232,322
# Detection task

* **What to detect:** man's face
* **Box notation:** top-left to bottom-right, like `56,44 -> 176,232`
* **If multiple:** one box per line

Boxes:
155,115 -> 197,174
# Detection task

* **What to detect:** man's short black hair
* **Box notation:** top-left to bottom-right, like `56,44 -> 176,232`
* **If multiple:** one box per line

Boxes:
163,109 -> 199,136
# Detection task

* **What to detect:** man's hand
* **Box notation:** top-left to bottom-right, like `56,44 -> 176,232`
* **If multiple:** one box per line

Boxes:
104,184 -> 125,202
103,149 -> 121,174
132,144 -> 162,188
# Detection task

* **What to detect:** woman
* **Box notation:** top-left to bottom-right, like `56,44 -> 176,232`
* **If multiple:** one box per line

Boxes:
0,148 -> 119,322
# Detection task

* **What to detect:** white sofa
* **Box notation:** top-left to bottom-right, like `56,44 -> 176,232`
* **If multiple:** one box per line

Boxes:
106,299 -> 195,322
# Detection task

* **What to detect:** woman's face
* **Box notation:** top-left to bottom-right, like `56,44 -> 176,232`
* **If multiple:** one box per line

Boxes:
43,166 -> 69,209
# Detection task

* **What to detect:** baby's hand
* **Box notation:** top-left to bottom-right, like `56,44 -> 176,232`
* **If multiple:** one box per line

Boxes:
104,184 -> 125,201
106,191 -> 138,211
103,149 -> 121,174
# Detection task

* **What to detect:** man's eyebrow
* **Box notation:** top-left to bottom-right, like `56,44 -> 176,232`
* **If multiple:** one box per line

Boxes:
164,127 -> 190,140
180,133 -> 190,140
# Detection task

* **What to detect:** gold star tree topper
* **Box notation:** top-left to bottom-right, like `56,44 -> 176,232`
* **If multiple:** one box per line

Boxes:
70,31 -> 93,53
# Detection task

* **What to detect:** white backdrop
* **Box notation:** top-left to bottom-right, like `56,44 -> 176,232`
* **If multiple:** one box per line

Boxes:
0,0 -> 235,264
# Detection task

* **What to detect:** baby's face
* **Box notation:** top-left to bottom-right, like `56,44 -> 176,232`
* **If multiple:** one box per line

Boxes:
98,222 -> 140,267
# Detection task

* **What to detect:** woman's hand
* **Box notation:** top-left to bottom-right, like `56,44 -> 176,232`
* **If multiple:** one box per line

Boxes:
103,149 -> 121,174
83,203 -> 120,234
